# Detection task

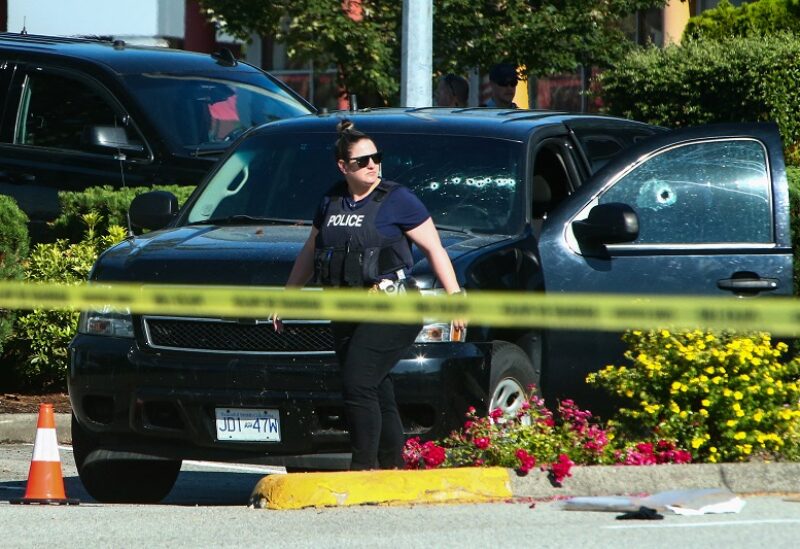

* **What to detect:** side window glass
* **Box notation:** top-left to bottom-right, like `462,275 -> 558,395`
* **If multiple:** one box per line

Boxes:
600,139 -> 771,244
15,71 -> 142,154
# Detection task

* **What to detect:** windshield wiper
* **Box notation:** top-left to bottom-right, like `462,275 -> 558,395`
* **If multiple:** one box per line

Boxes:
187,215 -> 310,226
435,224 -> 474,235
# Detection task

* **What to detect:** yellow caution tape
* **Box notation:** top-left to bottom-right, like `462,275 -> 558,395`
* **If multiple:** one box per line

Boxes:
0,280 -> 799,335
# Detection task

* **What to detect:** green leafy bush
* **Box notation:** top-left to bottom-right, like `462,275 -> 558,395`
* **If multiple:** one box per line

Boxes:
0,196 -> 29,356
788,167 -> 800,295
598,34 -> 800,165
587,329 -> 800,463
7,213 -> 126,390
51,184 -> 196,242
684,0 -> 800,42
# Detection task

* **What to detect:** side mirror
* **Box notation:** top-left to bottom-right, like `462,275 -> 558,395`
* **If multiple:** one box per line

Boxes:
572,203 -> 639,246
129,191 -> 179,230
83,125 -> 145,153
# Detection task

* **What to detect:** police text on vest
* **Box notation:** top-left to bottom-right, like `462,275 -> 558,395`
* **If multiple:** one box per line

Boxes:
327,214 -> 365,227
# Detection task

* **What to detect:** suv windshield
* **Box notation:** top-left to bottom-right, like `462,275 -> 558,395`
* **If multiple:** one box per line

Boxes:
184,132 -> 525,234
124,73 -> 312,153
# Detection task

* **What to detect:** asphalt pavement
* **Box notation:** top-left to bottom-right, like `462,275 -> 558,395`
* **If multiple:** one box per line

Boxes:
3,412 -> 799,504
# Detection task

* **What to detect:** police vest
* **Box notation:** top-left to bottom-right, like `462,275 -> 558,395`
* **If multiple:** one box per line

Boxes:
313,180 -> 414,287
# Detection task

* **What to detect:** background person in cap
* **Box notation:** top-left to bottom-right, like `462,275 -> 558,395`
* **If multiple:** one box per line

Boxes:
482,63 -> 519,108
435,73 -> 469,107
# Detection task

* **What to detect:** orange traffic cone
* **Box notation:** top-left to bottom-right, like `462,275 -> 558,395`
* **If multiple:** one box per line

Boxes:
11,403 -> 79,505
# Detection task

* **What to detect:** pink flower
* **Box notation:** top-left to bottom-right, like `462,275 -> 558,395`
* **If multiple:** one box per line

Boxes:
489,408 -> 504,420
467,406 -> 476,414
401,437 -> 447,469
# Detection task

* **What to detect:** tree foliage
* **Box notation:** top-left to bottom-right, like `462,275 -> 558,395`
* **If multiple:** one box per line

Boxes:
199,0 -> 665,106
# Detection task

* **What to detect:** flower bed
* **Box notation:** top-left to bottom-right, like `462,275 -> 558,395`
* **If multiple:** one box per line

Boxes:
403,329 -> 800,481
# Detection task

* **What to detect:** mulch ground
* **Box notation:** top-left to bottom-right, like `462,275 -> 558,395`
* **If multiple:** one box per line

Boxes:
0,393 -> 72,414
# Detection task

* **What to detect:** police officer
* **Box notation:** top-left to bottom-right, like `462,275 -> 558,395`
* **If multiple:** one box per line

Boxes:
277,119 -> 465,470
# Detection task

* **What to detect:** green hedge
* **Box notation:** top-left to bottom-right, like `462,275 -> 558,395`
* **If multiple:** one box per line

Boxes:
684,0 -> 800,42
0,196 -> 29,356
788,167 -> 800,295
51,184 -> 196,242
597,34 -> 800,165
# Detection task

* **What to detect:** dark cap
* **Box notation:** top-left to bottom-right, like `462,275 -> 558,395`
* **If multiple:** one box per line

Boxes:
489,63 -> 518,86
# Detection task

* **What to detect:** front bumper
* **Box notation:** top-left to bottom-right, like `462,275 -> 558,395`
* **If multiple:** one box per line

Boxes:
68,334 -> 491,464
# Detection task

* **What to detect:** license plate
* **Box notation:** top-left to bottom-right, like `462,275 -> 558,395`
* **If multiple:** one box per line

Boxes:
215,408 -> 281,442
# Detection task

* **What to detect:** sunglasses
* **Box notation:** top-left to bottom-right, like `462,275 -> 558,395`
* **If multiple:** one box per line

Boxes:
348,151 -> 383,168
497,79 -> 518,87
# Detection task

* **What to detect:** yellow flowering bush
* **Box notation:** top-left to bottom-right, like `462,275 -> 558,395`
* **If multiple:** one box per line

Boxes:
586,330 -> 800,463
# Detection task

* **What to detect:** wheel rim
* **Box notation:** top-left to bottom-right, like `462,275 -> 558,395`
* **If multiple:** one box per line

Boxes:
489,377 -> 528,421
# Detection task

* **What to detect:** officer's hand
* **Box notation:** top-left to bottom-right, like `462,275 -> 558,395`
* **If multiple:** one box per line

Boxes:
272,314 -> 283,333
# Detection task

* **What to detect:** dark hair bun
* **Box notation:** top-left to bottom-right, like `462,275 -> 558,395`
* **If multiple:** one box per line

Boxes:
337,119 -> 354,135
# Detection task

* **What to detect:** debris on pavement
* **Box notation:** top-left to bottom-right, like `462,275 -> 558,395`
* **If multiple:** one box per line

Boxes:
615,506 -> 664,520
563,488 -> 746,515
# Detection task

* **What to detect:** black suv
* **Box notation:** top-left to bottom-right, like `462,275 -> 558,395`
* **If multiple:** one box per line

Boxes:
0,33 -> 313,239
69,108 -> 793,502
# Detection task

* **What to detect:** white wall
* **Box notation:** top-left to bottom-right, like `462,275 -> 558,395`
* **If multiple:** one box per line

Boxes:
8,0 -> 179,38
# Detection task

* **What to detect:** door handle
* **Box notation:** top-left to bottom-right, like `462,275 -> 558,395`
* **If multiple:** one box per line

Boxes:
717,275 -> 779,294
0,171 -> 36,184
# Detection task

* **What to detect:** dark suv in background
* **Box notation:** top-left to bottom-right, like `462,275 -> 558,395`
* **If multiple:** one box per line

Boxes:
0,33 -> 313,239
69,108 -> 793,502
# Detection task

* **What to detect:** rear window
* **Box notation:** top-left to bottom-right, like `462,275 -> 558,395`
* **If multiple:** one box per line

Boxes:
185,132 -> 525,235
124,72 -> 312,152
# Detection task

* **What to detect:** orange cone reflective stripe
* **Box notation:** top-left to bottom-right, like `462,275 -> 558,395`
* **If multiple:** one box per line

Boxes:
10,403 -> 79,505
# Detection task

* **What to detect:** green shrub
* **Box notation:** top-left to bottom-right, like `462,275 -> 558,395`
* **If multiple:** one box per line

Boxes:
684,0 -> 800,42
50,184 -> 196,242
0,196 -> 29,356
788,167 -> 800,295
7,213 -> 126,390
586,329 -> 800,463
598,34 -> 800,165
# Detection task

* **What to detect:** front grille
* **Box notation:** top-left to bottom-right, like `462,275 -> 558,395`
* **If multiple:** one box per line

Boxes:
143,316 -> 334,354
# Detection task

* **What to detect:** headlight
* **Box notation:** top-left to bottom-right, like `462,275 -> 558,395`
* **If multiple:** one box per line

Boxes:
414,288 -> 466,343
77,307 -> 134,338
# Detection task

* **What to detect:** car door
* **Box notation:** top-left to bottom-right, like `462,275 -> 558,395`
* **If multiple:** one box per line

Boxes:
535,123 -> 792,413
0,64 -> 152,234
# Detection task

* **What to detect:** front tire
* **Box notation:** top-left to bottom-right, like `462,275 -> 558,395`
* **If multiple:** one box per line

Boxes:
71,414 -> 181,503
488,341 -> 539,418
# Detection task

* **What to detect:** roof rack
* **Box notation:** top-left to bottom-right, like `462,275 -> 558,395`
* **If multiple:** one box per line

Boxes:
0,32 -> 99,45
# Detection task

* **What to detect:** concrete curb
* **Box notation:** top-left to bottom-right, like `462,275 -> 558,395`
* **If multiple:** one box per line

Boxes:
249,462 -> 800,510
0,413 -> 72,444
249,467 -> 512,509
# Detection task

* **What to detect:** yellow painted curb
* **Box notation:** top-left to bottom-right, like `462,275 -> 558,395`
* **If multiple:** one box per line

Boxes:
249,467 -> 512,510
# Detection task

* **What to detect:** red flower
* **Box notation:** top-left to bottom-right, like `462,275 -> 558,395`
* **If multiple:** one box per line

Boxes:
548,454 -> 574,485
489,407 -> 504,420
514,448 -> 536,475
474,437 -> 491,450
421,441 -> 446,468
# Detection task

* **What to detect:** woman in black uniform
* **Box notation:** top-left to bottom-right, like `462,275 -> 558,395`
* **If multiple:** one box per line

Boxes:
277,119 -> 465,470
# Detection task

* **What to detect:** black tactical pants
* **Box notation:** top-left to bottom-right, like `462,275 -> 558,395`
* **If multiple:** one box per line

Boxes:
332,321 -> 422,470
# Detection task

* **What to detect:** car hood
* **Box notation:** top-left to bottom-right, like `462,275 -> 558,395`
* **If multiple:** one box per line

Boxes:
91,224 -> 511,285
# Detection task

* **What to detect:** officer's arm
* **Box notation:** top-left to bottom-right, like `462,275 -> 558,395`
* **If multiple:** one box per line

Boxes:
405,218 -> 460,294
286,227 -> 319,288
